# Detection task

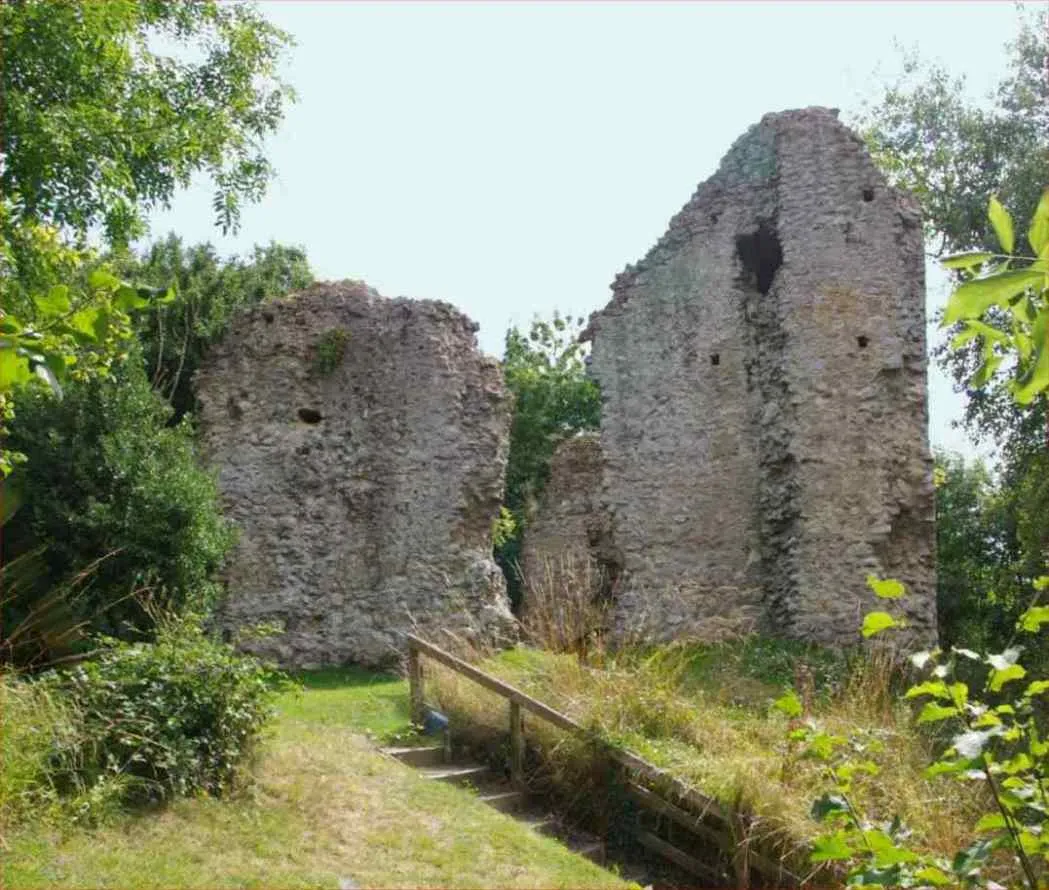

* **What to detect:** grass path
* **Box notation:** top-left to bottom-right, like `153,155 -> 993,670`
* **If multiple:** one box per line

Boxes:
3,668 -> 631,889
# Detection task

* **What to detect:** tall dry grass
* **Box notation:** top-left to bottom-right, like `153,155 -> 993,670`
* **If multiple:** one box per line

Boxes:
422,584 -> 986,884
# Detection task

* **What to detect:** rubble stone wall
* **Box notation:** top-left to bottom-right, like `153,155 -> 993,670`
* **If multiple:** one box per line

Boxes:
574,107 -> 936,645
195,281 -> 515,667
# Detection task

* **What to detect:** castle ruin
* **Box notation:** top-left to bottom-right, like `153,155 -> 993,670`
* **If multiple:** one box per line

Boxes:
526,107 -> 937,646
195,281 -> 516,667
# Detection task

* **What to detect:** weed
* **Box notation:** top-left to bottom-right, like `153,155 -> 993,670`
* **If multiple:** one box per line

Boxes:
310,327 -> 349,377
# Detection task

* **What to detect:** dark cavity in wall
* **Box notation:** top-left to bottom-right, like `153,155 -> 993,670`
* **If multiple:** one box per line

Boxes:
737,217 -> 801,634
298,408 -> 323,424
735,220 -> 783,296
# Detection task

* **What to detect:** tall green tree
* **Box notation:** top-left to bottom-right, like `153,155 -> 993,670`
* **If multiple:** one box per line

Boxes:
497,313 -> 601,603
858,9 -> 1049,631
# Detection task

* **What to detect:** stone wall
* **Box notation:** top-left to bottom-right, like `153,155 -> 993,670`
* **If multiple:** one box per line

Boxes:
195,281 -> 516,667
577,107 -> 936,646
518,434 -> 619,620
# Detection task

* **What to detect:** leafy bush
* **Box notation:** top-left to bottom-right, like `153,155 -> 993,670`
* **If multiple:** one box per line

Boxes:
40,620 -> 283,806
310,327 -> 350,377
1,354 -> 234,645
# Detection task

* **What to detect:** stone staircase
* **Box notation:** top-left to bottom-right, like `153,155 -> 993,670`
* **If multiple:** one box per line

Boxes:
381,744 -> 608,866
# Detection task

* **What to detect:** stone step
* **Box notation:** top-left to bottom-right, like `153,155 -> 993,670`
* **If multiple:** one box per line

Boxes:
478,789 -> 527,813
520,815 -> 558,835
570,838 -> 605,865
381,745 -> 446,768
419,764 -> 490,786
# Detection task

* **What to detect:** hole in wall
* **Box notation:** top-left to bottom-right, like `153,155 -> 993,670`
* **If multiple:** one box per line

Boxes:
709,212 -> 720,224
710,353 -> 720,366
862,188 -> 875,202
857,336 -> 869,349
262,310 -> 275,324
298,408 -> 323,424
735,220 -> 783,296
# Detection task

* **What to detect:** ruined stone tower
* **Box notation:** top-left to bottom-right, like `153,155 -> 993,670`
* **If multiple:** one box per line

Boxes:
574,107 -> 936,646
195,281 -> 516,667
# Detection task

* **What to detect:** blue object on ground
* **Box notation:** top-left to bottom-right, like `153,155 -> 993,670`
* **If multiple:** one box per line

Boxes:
422,708 -> 449,735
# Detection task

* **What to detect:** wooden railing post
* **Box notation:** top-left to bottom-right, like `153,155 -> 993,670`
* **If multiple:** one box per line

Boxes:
408,644 -> 424,725
509,699 -> 524,787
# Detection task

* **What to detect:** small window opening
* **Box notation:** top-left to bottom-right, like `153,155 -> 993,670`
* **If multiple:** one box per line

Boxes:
710,353 -> 720,366
862,188 -> 875,202
735,220 -> 783,296
857,336 -> 869,349
298,407 -> 323,424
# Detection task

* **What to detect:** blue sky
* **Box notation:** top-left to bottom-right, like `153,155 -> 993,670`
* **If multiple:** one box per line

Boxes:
146,1 -> 1027,461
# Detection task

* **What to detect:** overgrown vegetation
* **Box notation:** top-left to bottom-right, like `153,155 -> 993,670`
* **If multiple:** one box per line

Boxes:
1,668 -> 630,890
1,355 -> 234,655
310,326 -> 350,378
425,636 -> 978,882
497,313 -> 601,604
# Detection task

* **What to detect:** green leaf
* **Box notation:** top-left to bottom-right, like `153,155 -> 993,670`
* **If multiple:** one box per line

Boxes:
87,267 -> 121,291
950,320 -> 1009,350
773,689 -> 803,718
989,195 -> 1015,254
942,268 -> 1044,324
913,867 -> 952,886
942,251 -> 995,270
904,680 -> 949,700
989,663 -> 1026,692
917,702 -> 958,724
810,831 -> 853,863
37,284 -> 71,318
68,306 -> 102,342
866,575 -> 905,599
1011,338 -> 1048,405
0,345 -> 33,391
114,285 -> 149,311
1028,188 -> 1049,257
862,612 -> 898,638
1020,606 -> 1049,632
1033,576 -> 1049,592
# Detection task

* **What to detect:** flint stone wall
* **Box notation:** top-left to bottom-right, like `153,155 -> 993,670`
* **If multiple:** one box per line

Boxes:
577,107 -> 936,646
195,281 -> 516,667
519,433 -> 620,616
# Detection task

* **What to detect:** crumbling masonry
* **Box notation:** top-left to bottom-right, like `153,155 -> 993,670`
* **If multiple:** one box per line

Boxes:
526,107 -> 937,646
195,281 -> 516,667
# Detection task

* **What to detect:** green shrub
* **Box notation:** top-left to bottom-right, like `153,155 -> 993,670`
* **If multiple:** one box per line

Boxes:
41,620 -> 283,805
1,353 -> 234,645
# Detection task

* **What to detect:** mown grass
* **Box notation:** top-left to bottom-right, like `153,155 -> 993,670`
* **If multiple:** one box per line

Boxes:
2,667 -> 632,890
427,638 -> 987,882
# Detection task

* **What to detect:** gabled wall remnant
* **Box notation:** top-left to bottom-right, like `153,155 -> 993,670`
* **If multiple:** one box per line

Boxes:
195,281 -> 516,667
572,107 -> 936,645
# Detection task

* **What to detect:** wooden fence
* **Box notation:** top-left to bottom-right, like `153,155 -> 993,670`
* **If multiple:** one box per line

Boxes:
405,633 -> 798,887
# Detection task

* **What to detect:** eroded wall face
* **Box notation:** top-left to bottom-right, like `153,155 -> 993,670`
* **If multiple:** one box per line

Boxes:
584,107 -> 936,646
195,282 -> 515,667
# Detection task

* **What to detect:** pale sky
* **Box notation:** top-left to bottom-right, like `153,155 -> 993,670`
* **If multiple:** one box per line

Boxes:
145,1 -> 1028,462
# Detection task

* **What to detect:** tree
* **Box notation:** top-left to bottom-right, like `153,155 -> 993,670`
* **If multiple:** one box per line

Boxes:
934,450 -> 1010,648
497,313 -> 602,603
0,0 -> 296,468
114,235 -> 314,420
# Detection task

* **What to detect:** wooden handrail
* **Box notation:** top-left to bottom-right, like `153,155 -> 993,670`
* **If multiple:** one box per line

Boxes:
405,633 -> 796,884
405,634 -> 727,820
